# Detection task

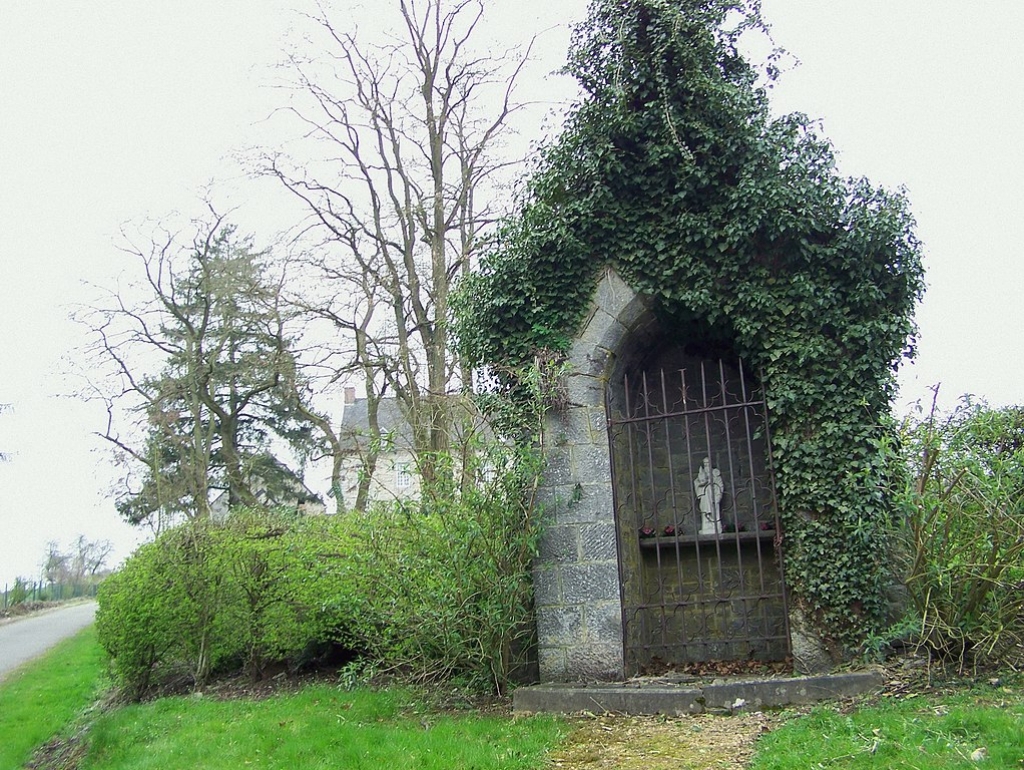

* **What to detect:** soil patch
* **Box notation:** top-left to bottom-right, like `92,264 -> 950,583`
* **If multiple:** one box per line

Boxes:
25,732 -> 89,770
548,711 -> 777,770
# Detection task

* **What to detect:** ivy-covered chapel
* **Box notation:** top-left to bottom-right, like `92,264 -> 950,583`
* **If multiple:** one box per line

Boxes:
456,0 -> 924,680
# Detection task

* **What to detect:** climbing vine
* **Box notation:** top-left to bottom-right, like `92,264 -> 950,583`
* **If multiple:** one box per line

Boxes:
454,0 -> 925,653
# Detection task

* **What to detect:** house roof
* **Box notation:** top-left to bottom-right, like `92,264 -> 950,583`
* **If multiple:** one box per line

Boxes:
209,453 -> 324,518
338,397 -> 415,452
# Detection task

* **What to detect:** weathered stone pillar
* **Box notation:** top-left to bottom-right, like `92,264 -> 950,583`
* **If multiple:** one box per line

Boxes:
533,268 -> 652,681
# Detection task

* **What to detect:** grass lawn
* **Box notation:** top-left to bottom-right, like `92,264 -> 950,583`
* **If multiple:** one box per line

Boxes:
750,678 -> 1024,769
82,687 -> 565,770
10,623 -> 1023,770
0,627 -> 565,770
0,625 -> 107,770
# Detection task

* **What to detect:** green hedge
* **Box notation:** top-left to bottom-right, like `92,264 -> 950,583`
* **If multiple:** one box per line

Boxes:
97,439 -> 544,698
96,511 -> 363,699
345,441 -> 544,693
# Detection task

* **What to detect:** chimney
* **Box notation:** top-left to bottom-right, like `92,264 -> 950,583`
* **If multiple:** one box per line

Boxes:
343,386 -> 356,405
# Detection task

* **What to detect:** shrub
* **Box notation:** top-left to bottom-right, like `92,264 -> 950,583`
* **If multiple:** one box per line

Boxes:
96,524 -> 237,697
96,537 -> 203,699
97,512 -> 364,699
218,510 -> 365,680
9,577 -> 30,605
99,390 -> 548,698
345,439 -> 546,694
896,393 -> 1024,668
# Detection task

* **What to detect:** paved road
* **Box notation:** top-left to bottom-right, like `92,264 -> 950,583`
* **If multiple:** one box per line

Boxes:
0,601 -> 97,682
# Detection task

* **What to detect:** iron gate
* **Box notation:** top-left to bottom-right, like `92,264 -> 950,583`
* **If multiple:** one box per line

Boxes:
607,356 -> 790,674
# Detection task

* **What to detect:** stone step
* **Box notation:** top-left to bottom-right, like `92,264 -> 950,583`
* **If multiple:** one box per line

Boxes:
512,669 -> 884,715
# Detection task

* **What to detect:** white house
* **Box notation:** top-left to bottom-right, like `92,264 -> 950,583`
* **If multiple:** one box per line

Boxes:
337,393 -> 421,506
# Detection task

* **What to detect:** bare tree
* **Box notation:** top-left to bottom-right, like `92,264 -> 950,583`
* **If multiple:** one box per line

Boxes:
267,0 -> 533,495
281,271 -> 391,512
43,536 -> 113,586
0,403 -> 10,463
77,208 -> 312,526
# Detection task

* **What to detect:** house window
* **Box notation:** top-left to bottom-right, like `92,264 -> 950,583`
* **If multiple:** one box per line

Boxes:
396,463 -> 411,490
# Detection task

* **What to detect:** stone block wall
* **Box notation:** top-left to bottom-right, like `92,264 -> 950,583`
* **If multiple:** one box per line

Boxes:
533,268 -> 653,682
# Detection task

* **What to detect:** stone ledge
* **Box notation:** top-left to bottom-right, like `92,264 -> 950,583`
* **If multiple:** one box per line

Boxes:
513,682 -> 704,716
512,669 -> 884,716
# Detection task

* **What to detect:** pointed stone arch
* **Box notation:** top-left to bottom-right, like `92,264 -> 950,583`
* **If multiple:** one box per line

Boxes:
533,267 -> 792,681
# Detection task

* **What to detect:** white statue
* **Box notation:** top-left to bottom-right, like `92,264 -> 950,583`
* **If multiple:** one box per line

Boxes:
694,457 -> 723,535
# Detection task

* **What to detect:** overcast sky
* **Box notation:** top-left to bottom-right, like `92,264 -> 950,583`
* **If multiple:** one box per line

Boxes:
1,1 -> 1021,587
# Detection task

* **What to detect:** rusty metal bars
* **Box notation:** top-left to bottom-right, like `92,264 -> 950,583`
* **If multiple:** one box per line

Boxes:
609,357 -> 790,672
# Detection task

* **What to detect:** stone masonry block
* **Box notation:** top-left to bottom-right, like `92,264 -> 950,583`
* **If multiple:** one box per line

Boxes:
569,441 -> 612,479
537,646 -> 568,682
563,642 -> 624,681
596,317 -> 629,356
568,342 -> 611,379
539,483 -> 612,526
577,307 -> 621,352
536,605 -> 585,647
617,295 -> 651,331
533,566 -> 561,608
537,524 -> 579,563
543,485 -> 579,524
575,304 -> 599,337
583,601 -> 624,645
702,671 -> 884,710
588,404 -> 609,435
579,522 -> 618,562
592,268 -> 634,315
514,683 -> 703,715
556,482 -> 614,525
533,485 -> 557,513
515,671 -> 884,713
542,445 -> 572,487
566,372 -> 605,408
562,562 -> 620,605
560,407 -> 601,447
585,412 -> 606,446
593,272 -> 652,335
